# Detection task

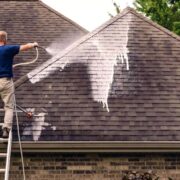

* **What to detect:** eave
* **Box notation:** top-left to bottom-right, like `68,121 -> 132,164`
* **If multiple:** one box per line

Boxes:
3,141 -> 180,153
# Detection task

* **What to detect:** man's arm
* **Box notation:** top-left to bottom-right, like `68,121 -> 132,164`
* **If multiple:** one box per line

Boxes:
20,42 -> 38,52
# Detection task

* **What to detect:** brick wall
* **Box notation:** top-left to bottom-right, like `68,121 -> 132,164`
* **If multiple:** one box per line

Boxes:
0,153 -> 179,180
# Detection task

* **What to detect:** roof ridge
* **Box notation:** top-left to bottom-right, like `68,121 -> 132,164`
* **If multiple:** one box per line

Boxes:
39,0 -> 88,33
127,7 -> 180,41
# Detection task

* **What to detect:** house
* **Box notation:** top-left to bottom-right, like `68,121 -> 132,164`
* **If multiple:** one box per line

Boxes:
0,0 -> 180,179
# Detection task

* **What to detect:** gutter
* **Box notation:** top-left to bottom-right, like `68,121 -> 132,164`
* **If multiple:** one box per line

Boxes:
2,141 -> 180,153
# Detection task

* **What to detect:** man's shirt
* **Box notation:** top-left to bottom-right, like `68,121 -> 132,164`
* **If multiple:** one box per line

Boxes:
0,45 -> 20,78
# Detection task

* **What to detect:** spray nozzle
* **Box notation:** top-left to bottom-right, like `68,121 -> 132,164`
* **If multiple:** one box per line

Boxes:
38,45 -> 47,51
26,112 -> 33,119
33,43 -> 46,51
33,42 -> 39,48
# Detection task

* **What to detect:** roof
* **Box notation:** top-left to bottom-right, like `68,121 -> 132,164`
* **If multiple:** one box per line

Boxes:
6,7 -> 180,142
0,0 -> 88,81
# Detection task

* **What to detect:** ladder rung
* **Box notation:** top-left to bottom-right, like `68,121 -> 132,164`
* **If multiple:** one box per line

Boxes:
0,138 -> 8,143
0,109 -> 22,112
0,169 -> 5,173
0,153 -> 6,157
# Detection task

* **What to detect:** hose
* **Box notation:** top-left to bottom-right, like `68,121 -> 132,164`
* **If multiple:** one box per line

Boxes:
0,46 -> 40,180
13,47 -> 39,68
11,47 -> 40,180
13,93 -> 26,180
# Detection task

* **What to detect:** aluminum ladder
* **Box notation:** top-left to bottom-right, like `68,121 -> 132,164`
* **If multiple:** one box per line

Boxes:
0,123 -> 12,180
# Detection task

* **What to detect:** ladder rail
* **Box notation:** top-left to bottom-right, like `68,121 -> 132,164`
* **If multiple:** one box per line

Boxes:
0,109 -> 22,112
4,130 -> 12,180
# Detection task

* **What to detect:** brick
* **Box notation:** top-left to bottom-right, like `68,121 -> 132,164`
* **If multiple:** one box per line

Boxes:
6,153 -> 180,180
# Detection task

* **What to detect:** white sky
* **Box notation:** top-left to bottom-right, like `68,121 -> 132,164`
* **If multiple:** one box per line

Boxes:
42,0 -> 134,31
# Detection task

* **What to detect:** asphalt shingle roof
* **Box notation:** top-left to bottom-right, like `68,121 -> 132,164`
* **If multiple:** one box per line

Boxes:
2,4 -> 180,142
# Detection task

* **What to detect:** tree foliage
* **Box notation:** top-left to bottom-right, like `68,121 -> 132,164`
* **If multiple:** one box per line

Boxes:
134,0 -> 180,35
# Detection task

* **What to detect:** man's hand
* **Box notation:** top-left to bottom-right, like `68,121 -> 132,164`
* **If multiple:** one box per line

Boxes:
33,42 -> 38,48
20,42 -> 39,51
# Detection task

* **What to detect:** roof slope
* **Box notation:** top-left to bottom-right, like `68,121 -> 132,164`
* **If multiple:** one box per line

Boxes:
12,8 -> 180,141
0,0 -> 88,80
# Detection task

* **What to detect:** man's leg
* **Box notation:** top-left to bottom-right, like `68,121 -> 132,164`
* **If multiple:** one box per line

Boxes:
1,78 -> 14,137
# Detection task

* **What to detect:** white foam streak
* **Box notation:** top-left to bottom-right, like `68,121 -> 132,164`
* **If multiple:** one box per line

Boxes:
89,15 -> 131,111
22,108 -> 56,141
88,42 -> 117,111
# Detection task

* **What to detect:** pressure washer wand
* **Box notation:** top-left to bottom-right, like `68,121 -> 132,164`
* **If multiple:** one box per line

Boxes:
37,45 -> 46,51
16,104 -> 33,118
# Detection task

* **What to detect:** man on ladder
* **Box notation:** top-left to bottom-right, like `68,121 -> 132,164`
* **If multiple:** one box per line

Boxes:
0,31 -> 38,138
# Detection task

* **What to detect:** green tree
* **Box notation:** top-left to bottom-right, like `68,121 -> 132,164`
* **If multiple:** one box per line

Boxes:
134,0 -> 180,35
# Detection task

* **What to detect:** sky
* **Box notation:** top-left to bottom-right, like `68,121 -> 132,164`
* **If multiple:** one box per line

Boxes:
42,0 -> 134,31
